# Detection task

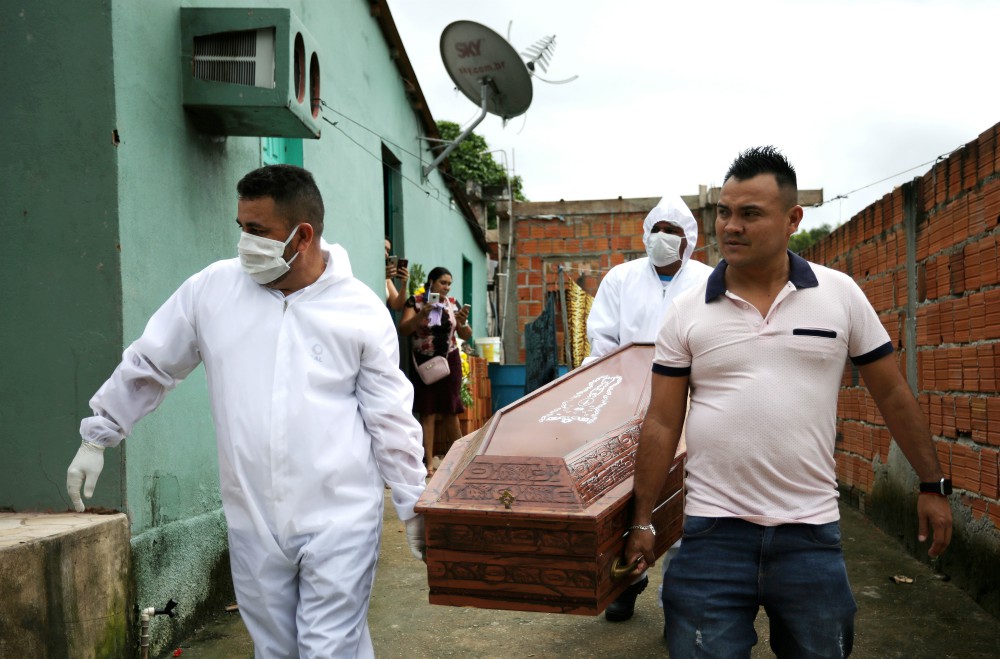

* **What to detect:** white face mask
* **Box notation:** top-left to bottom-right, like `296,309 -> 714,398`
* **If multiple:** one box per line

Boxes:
237,225 -> 301,284
646,231 -> 683,267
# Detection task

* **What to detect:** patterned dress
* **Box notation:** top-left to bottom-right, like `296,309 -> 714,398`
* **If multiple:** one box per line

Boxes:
405,293 -> 465,415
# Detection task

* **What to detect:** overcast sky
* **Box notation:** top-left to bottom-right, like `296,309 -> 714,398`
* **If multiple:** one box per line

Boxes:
387,0 -> 1000,232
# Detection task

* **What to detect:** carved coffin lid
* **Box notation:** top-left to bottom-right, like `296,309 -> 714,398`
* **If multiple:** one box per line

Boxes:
417,343 -> 679,520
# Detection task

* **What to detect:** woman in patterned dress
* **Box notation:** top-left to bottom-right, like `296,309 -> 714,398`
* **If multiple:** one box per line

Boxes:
399,266 -> 472,474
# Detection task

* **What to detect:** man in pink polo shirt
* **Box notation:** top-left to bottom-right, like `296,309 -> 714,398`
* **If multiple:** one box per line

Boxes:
623,146 -> 952,657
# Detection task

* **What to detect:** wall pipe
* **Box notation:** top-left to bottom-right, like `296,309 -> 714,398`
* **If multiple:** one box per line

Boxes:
138,599 -> 177,659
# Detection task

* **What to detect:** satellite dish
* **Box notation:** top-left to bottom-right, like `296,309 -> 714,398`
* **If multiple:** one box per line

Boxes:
440,20 -> 533,120
423,20 -> 533,178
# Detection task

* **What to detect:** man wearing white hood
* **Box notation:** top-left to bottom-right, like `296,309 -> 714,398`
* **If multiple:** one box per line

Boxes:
585,195 -> 712,622
585,195 -> 713,365
65,165 -> 427,658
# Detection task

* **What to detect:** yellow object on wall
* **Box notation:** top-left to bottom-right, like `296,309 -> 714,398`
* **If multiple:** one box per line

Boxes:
565,279 -> 593,369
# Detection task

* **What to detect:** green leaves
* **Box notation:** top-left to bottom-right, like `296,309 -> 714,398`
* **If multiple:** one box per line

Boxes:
408,262 -> 426,297
788,224 -> 832,253
437,121 -> 526,202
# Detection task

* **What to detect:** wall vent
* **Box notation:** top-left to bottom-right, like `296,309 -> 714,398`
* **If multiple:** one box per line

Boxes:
181,9 -> 321,139
193,28 -> 275,88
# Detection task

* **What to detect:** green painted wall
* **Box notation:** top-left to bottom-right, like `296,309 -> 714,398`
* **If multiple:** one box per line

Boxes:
109,0 -> 259,535
0,0 -> 125,513
2,0 -> 486,651
300,1 -> 487,331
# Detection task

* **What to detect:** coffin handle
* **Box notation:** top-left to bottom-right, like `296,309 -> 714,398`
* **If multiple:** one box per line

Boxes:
498,489 -> 516,510
610,556 -> 640,580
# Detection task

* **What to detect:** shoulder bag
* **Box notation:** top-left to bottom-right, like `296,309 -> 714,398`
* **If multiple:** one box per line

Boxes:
413,293 -> 451,384
414,352 -> 450,385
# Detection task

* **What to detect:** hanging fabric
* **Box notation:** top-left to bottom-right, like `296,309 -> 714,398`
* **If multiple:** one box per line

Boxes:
564,278 -> 594,369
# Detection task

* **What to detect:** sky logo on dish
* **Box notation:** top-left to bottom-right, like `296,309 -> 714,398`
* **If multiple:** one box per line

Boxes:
455,39 -> 483,58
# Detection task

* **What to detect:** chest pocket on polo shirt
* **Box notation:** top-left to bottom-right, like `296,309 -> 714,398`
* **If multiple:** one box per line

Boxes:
792,328 -> 837,339
787,327 -> 843,366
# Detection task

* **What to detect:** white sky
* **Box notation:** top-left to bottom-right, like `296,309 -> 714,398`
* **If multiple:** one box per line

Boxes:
387,0 -> 1000,232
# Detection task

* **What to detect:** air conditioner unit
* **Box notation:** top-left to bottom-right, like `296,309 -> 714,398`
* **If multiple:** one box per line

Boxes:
181,8 -> 321,138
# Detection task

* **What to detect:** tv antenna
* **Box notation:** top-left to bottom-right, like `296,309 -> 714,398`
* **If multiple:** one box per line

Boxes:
422,21 -> 533,179
519,34 -> 579,85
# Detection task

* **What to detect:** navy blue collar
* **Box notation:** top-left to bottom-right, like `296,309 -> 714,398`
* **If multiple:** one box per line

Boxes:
705,250 -> 819,302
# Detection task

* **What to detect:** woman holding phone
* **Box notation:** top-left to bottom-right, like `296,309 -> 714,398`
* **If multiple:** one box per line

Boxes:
384,238 -> 409,311
399,266 -> 472,475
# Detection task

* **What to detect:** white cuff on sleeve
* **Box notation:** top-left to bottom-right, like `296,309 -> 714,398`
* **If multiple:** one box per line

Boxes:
79,415 -> 126,448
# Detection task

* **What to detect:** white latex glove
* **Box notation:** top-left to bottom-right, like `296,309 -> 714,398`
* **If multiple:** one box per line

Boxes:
405,515 -> 426,561
67,441 -> 105,512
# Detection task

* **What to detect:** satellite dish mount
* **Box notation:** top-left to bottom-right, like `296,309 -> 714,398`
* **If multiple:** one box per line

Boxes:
422,21 -> 533,179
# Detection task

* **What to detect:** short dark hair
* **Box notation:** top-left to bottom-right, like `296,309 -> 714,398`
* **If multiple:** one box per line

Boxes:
723,146 -> 798,207
426,266 -> 452,293
237,165 -> 325,232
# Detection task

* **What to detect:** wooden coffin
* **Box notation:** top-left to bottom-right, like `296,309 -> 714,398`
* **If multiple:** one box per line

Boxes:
414,343 -> 684,615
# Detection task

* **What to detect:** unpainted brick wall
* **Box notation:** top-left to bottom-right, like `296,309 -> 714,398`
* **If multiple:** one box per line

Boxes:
511,198 -> 709,362
506,141 -> 1000,613
802,122 -> 1000,531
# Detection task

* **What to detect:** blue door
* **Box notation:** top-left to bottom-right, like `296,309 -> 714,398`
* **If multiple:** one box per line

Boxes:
261,137 -> 303,166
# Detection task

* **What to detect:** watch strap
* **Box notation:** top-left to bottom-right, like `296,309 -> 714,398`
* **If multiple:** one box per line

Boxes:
918,477 -> 952,495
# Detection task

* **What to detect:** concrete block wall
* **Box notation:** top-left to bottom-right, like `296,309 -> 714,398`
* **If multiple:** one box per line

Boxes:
0,513 -> 132,658
508,197 -> 708,362
804,121 -> 1000,616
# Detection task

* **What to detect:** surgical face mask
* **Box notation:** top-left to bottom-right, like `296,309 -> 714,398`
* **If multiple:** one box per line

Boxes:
238,225 -> 301,284
646,231 -> 683,267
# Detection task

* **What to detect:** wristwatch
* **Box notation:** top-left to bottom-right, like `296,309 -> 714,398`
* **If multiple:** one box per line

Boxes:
919,478 -> 952,495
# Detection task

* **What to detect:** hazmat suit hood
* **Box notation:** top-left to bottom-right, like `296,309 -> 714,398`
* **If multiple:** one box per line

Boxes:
641,195 -> 699,265
583,195 -> 712,365
318,238 -> 353,284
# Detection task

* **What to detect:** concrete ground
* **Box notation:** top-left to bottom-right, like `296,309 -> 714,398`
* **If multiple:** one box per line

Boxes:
166,501 -> 999,658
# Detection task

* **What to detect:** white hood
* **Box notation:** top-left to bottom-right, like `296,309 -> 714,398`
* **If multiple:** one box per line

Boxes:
583,194 -> 713,364
641,195 -> 699,265
319,239 -> 353,284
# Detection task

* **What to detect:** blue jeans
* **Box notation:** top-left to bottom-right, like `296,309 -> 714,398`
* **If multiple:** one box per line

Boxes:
662,516 -> 856,658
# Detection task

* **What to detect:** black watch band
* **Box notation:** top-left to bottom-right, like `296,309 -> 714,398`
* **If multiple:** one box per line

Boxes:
919,478 -> 952,495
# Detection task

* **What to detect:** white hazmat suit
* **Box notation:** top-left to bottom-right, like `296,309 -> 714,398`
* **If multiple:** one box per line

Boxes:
584,195 -> 713,363
79,241 -> 426,657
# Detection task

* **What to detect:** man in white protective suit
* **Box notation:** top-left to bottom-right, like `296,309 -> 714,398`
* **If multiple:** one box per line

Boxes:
584,194 -> 712,623
66,164 -> 427,658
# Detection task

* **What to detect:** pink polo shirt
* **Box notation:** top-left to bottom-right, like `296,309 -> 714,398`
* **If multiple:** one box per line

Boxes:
653,252 -> 892,526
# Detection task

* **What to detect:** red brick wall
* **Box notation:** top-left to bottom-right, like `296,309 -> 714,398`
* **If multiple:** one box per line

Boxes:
505,148 -> 1000,612
510,197 -> 709,362
804,122 -> 1000,531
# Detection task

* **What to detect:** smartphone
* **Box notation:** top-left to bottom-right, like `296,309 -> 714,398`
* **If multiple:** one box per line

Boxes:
427,292 -> 440,304
387,255 -> 398,268
396,258 -> 408,269
461,304 -> 471,314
